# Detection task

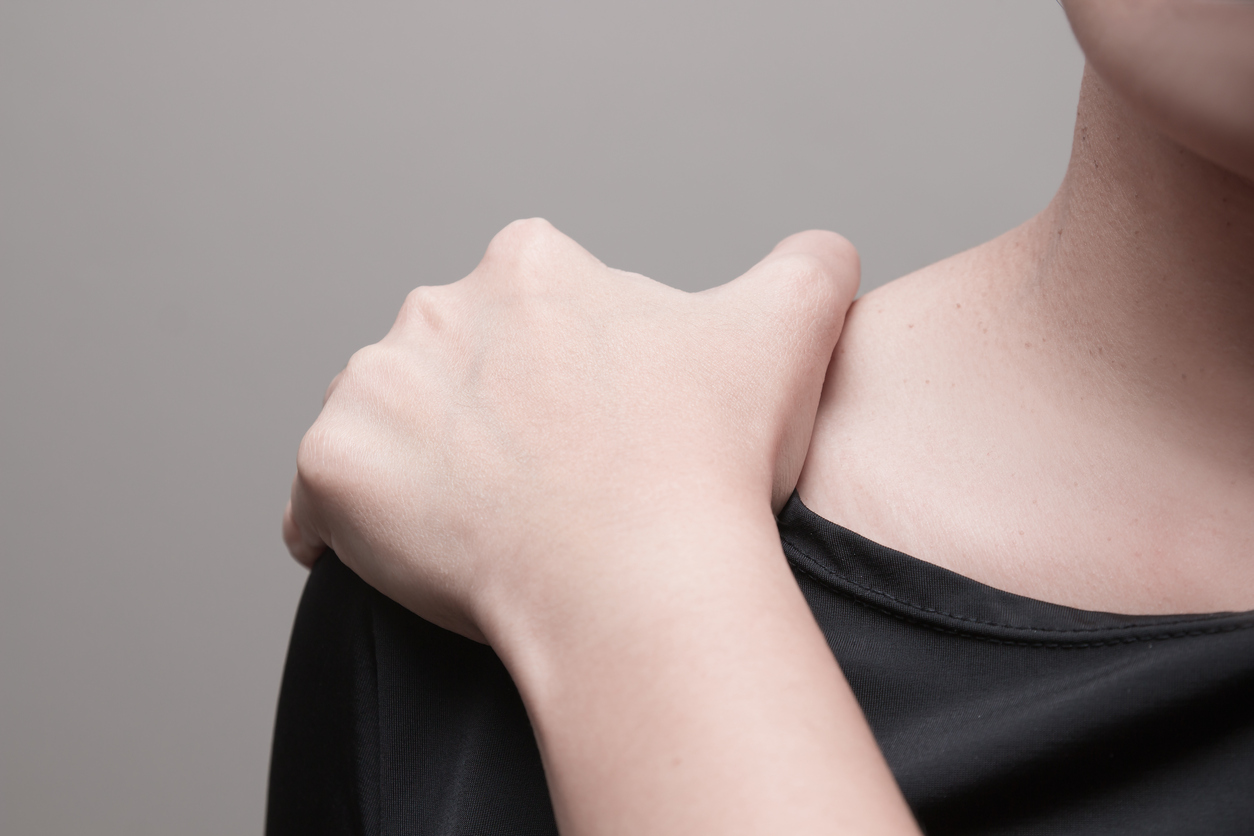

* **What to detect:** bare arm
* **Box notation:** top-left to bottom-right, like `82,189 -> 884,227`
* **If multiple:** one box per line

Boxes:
284,219 -> 921,835
488,504 -> 917,835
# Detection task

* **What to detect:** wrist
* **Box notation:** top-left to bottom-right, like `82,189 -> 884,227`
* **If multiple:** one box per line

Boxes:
476,493 -> 780,676
477,503 -> 917,835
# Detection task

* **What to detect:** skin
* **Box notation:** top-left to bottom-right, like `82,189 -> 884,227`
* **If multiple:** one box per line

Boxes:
801,5 -> 1254,614
284,1 -> 1254,832
1063,0 -> 1254,182
285,228 -> 921,835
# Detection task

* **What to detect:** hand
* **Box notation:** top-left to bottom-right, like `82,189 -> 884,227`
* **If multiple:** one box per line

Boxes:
279,220 -> 921,836
282,218 -> 859,644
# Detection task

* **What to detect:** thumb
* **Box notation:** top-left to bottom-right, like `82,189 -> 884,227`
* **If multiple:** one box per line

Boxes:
716,229 -> 860,369
712,230 -> 861,511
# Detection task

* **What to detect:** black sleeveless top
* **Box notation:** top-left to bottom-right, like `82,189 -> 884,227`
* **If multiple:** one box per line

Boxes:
267,494 -> 1254,835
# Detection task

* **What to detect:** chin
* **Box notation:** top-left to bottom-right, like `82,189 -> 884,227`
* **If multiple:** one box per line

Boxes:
1062,0 -> 1254,181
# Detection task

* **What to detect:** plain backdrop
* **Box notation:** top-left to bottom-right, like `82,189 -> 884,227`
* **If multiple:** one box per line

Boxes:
1,2 -> 1083,833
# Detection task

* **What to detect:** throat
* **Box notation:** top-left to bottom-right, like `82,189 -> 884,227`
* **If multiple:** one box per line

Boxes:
1021,65 -> 1254,454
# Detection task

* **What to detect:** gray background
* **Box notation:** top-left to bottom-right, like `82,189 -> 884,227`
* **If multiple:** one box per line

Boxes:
1,2 -> 1082,833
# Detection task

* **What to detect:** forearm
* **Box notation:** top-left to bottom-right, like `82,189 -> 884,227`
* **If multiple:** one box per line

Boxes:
484,504 -> 921,836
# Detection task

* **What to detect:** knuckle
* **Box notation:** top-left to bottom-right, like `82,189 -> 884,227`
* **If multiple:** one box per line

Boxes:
774,252 -> 838,301
501,216 -> 558,247
397,285 -> 445,331
770,231 -> 861,303
295,420 -> 343,500
343,343 -> 378,377
340,343 -> 396,396
481,218 -> 563,286
778,240 -> 860,306
809,229 -> 859,264
828,232 -> 860,266
322,370 -> 345,405
824,236 -> 862,295
486,217 -> 554,257
295,343 -> 403,505
770,252 -> 857,345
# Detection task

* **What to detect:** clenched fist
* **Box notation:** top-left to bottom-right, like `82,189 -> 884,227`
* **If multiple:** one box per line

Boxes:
282,218 -> 859,645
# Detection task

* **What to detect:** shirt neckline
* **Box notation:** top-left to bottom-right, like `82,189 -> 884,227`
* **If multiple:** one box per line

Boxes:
777,491 -> 1254,647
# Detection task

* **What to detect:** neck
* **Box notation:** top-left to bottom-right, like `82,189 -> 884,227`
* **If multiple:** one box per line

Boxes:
799,63 -> 1254,613
1012,65 -> 1254,458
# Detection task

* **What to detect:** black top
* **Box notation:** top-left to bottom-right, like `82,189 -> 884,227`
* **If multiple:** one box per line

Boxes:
267,493 -> 1254,835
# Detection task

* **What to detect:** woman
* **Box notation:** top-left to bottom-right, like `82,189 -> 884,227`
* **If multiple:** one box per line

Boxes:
271,2 -> 1254,833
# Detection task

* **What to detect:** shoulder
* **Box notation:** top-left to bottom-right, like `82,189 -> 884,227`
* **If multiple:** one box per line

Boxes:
794,230 -> 1034,589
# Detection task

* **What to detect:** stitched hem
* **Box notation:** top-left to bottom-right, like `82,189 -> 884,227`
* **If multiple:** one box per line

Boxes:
783,536 -> 1254,645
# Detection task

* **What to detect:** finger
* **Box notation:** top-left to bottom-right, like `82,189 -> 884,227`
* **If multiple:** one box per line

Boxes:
283,479 -> 328,569
324,369 -> 345,406
767,229 -> 862,294
761,228 -> 861,315
714,231 -> 861,511
719,229 -> 861,354
474,217 -> 606,287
